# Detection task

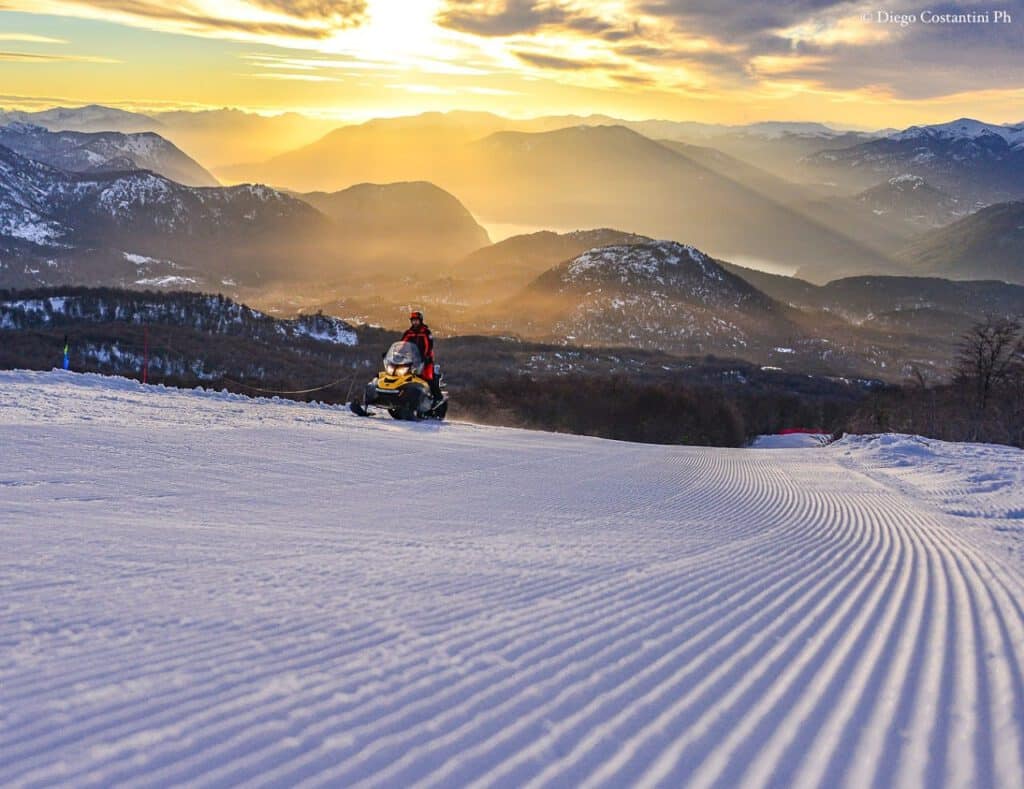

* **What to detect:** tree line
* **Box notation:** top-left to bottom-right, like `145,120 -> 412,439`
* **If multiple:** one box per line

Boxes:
3,287 -> 1019,448
848,316 -> 1024,447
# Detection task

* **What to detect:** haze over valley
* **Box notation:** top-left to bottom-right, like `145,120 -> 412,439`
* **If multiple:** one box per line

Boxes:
3,103 -> 1023,386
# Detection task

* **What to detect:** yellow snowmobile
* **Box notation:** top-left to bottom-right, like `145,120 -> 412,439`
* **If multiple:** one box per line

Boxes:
350,340 -> 448,420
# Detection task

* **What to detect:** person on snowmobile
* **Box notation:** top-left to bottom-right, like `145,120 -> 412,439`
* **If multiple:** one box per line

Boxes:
402,310 -> 443,404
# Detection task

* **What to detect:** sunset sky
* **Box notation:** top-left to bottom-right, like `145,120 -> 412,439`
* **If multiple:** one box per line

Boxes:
2,0 -> 1022,126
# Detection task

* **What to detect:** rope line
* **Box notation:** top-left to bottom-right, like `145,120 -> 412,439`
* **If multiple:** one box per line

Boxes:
218,376 -> 352,396
48,331 -> 367,398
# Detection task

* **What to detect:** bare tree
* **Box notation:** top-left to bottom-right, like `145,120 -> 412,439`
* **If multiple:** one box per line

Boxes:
954,316 -> 1022,412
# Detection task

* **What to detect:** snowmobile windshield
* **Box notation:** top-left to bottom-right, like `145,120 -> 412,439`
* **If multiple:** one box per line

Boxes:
385,341 -> 422,367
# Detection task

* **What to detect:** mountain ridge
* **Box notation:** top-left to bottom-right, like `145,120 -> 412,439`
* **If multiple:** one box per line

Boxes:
0,122 -> 218,187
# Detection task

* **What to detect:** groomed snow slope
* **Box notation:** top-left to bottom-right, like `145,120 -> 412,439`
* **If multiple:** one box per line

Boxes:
2,370 -> 1024,788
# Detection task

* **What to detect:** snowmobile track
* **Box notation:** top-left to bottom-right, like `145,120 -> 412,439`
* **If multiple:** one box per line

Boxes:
1,371 -> 1023,788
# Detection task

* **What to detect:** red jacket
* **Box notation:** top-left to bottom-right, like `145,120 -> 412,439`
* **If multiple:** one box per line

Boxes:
401,323 -> 434,365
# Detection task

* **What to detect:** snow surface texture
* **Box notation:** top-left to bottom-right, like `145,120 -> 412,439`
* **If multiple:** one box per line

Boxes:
2,370 -> 1024,788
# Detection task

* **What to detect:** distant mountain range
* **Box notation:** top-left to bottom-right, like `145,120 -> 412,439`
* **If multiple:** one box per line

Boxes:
222,113 -> 966,280
720,261 -> 1024,333
0,142 -> 496,291
0,105 -> 157,134
655,138 -> 918,259
216,110 -> 878,188
460,125 -> 894,279
806,118 -> 1024,207
16,105 -> 1022,220
3,103 -> 1023,380
16,105 -> 1022,282
0,123 -> 218,187
895,201 -> 1024,284
217,110 -> 512,191
0,105 -> 340,169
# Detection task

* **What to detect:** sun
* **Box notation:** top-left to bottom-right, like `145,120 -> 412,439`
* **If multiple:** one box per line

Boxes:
328,0 -> 450,67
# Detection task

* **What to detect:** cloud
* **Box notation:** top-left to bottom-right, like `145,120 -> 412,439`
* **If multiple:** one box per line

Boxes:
244,71 -> 341,81
9,0 -> 368,41
633,0 -> 1024,98
637,0 -> 857,40
613,72 -> 656,86
513,50 -> 621,70
438,0 -> 569,36
251,0 -> 367,24
615,42 -> 748,79
437,0 -> 633,39
465,85 -> 522,95
0,50 -> 120,62
387,83 -> 455,94
243,52 -> 379,70
0,33 -> 69,44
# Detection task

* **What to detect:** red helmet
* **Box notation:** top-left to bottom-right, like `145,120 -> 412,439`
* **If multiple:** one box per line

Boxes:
409,311 -> 423,321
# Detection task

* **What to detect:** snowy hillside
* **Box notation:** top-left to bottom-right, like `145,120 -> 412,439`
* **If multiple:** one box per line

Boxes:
0,144 -> 318,249
0,144 -> 328,289
854,174 -> 963,229
522,241 -> 801,355
2,370 -> 1023,787
0,122 -> 218,187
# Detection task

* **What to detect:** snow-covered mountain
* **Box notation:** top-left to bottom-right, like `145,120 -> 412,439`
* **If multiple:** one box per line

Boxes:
0,104 -> 159,134
854,174 -> 964,229
518,240 -> 800,354
0,144 -> 319,244
807,117 -> 1024,205
450,228 -> 652,298
722,121 -> 839,139
889,118 -> 1024,146
0,123 -> 218,187
0,144 -> 329,289
0,146 -> 69,246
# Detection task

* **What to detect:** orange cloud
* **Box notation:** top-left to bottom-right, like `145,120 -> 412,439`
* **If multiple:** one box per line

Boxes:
8,0 -> 368,41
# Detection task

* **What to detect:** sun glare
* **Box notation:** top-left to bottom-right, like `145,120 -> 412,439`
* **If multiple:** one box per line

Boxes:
330,0 -> 448,66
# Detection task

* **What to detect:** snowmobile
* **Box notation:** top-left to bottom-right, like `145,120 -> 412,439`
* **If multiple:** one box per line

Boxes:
349,340 -> 448,420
